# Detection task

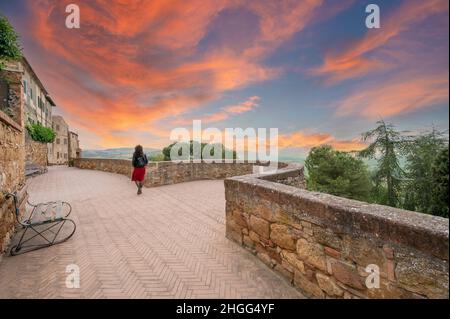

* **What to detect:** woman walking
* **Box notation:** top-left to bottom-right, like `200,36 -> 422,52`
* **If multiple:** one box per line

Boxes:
132,145 -> 148,195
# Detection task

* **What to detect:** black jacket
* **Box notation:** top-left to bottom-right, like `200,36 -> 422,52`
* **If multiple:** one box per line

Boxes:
132,154 -> 148,168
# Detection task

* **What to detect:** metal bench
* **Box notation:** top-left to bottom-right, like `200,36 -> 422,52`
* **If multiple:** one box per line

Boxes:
5,192 -> 76,256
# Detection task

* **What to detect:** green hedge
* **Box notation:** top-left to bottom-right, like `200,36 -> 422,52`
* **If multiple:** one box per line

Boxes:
26,123 -> 56,143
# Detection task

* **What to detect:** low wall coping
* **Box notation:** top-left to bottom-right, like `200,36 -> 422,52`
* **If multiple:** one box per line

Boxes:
226,165 -> 449,260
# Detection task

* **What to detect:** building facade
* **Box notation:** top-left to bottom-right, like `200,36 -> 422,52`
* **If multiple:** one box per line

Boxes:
48,115 -> 69,165
3,59 -> 57,167
20,58 -> 56,128
68,131 -> 81,160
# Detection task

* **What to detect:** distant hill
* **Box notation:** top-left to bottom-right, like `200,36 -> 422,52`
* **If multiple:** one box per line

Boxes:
81,148 -> 162,160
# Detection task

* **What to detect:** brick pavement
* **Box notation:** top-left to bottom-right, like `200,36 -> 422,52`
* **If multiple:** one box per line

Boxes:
0,166 -> 303,299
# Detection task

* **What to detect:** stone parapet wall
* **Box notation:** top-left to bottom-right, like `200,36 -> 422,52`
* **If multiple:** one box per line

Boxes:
225,168 -> 449,299
73,158 -> 300,188
25,132 -> 48,174
0,68 -> 27,255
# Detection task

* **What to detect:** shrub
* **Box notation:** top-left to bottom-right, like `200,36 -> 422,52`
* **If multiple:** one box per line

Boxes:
305,145 -> 372,201
149,153 -> 165,161
0,15 -> 22,70
26,123 -> 56,143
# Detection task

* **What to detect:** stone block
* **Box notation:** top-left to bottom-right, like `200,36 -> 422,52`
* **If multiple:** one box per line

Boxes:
330,260 -> 366,290
249,215 -> 270,240
253,200 -> 275,221
270,223 -> 297,250
312,226 -> 342,250
324,246 -> 341,259
281,250 -> 305,274
343,236 -> 385,268
316,272 -> 344,297
294,271 -> 325,298
296,238 -> 327,272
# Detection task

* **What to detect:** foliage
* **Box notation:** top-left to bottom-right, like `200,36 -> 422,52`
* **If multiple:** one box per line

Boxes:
149,153 -> 165,161
162,140 -> 237,161
305,145 -> 372,201
304,121 -> 448,218
359,120 -> 408,207
0,15 -> 22,70
26,123 -> 56,143
430,147 -> 449,218
402,129 -> 448,214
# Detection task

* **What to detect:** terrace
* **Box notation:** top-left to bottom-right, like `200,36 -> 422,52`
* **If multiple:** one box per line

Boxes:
0,166 -> 303,298
0,159 -> 448,299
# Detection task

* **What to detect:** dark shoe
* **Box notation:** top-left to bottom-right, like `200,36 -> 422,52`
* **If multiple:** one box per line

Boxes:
137,188 -> 142,195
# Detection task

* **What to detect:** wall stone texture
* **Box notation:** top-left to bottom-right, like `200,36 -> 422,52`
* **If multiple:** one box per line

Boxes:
73,158 -> 300,188
225,167 -> 449,299
0,68 -> 27,255
25,131 -> 48,174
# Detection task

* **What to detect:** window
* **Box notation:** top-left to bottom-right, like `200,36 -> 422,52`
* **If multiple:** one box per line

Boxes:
57,152 -> 59,159
64,138 -> 67,145
56,138 -> 60,145
23,80 -> 27,94
56,124 -> 60,131
64,153 -> 67,159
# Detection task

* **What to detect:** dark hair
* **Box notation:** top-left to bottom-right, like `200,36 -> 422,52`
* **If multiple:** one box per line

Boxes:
134,145 -> 144,157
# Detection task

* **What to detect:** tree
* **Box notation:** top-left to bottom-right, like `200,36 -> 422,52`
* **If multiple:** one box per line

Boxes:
430,147 -> 449,218
359,121 -> 407,207
403,129 -> 448,214
162,140 -> 236,161
0,15 -> 22,70
305,145 -> 372,201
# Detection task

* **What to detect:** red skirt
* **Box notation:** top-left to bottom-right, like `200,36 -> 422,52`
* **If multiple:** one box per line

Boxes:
131,167 -> 146,182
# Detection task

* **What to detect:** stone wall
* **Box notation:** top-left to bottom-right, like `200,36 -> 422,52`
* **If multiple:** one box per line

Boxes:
73,158 -> 299,188
225,167 -> 449,299
25,131 -> 48,174
0,68 -> 28,256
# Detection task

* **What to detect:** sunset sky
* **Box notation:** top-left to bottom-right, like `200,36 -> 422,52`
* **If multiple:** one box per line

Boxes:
1,0 -> 448,156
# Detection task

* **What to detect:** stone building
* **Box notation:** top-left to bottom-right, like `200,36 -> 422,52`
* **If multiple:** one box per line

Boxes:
2,59 -> 57,173
8,58 -> 57,128
68,131 -> 81,160
48,115 -> 69,165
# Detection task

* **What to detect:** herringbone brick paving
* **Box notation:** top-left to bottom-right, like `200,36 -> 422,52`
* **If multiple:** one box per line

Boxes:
0,166 -> 303,299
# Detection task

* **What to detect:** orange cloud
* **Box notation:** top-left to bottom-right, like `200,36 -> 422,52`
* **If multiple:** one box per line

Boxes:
224,96 -> 260,114
311,0 -> 449,83
278,131 -> 366,151
336,72 -> 449,118
25,0 -> 330,148
172,96 -> 260,125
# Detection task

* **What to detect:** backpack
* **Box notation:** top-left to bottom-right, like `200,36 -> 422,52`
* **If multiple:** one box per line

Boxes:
135,155 -> 147,167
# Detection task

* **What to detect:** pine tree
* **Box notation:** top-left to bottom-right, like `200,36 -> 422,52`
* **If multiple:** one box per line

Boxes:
430,147 -> 449,218
359,121 -> 408,207
403,129 -> 447,213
